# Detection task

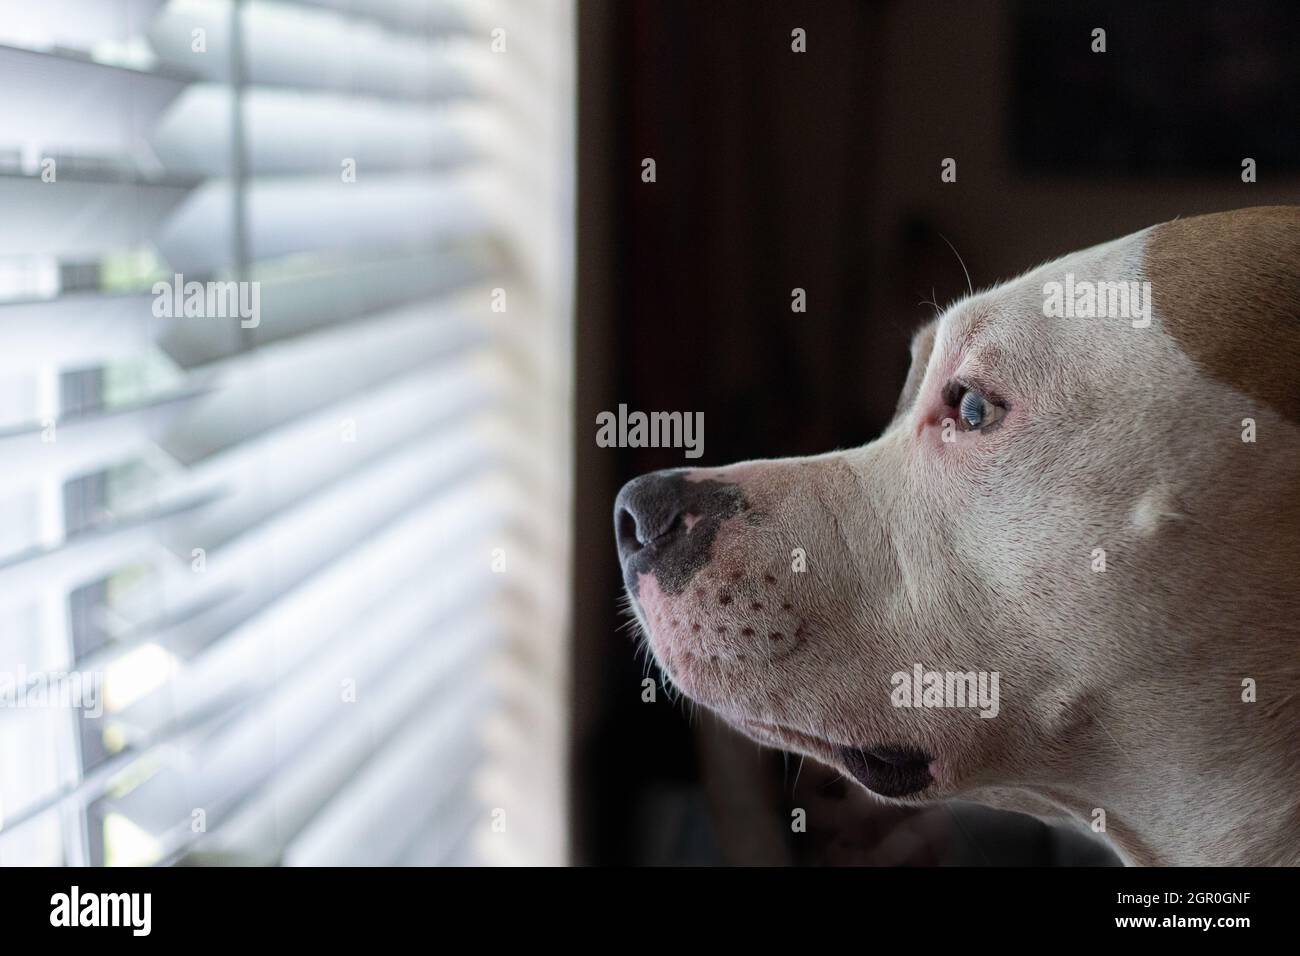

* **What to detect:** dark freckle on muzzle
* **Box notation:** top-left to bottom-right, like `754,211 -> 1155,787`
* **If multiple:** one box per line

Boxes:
613,470 -> 748,597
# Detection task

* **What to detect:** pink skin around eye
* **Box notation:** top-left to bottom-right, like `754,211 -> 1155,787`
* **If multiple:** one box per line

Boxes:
914,348 -> 964,438
916,393 -> 968,451
918,390 -> 1014,458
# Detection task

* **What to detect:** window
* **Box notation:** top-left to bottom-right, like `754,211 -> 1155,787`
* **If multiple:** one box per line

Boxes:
0,0 -> 572,866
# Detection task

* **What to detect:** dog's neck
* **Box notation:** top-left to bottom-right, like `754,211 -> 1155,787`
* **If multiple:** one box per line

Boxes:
1048,664 -> 1300,866
1104,419 -> 1300,865
1022,501 -> 1300,867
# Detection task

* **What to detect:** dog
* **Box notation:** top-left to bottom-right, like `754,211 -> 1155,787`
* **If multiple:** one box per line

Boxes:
614,206 -> 1300,866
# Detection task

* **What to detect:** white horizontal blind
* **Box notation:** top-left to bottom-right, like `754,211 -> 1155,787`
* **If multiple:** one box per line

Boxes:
0,0 -> 572,866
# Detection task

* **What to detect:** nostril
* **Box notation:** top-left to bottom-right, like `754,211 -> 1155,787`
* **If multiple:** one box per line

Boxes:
614,471 -> 690,563
617,508 -> 642,554
623,508 -> 683,550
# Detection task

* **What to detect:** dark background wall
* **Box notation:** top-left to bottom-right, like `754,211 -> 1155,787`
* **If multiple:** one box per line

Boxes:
573,0 -> 1300,865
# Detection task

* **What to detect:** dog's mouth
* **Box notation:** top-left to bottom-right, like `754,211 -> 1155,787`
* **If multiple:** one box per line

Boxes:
838,744 -> 934,798
737,719 -> 934,798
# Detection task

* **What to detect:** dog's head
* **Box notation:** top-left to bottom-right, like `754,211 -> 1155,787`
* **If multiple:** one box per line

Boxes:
615,206 -> 1300,864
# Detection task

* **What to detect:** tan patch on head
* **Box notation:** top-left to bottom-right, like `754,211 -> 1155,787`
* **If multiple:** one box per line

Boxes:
1145,206 -> 1300,424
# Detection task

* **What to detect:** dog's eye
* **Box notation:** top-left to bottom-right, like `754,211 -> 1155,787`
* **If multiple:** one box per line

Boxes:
957,389 -> 1005,431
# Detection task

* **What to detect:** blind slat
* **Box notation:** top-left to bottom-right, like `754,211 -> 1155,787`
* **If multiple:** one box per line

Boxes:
0,390 -> 205,495
162,293 -> 492,462
197,627 -> 490,860
155,176 -> 494,273
162,249 -> 489,366
0,177 -> 189,258
149,0 -> 484,98
154,86 -> 494,176
116,473 -> 512,701
0,45 -> 182,168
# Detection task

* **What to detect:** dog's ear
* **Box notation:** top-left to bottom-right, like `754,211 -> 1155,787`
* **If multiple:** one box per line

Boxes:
1146,205 -> 1300,426
893,318 -> 939,421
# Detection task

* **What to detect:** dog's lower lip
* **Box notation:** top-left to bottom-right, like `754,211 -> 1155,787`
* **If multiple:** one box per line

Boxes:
864,745 -> 926,767
840,744 -> 933,798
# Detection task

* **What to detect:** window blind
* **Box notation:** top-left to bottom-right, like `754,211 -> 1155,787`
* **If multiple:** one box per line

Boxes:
0,0 -> 572,867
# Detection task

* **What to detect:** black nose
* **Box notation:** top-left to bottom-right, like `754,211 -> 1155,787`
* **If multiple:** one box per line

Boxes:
613,470 -> 749,597
614,471 -> 687,563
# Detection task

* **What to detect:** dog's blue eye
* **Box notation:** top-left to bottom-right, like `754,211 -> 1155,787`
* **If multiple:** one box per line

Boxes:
954,388 -> 1007,431
958,390 -> 987,429
943,381 -> 1007,433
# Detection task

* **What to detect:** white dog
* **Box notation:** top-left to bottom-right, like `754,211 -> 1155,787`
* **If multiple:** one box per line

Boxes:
615,206 -> 1300,866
